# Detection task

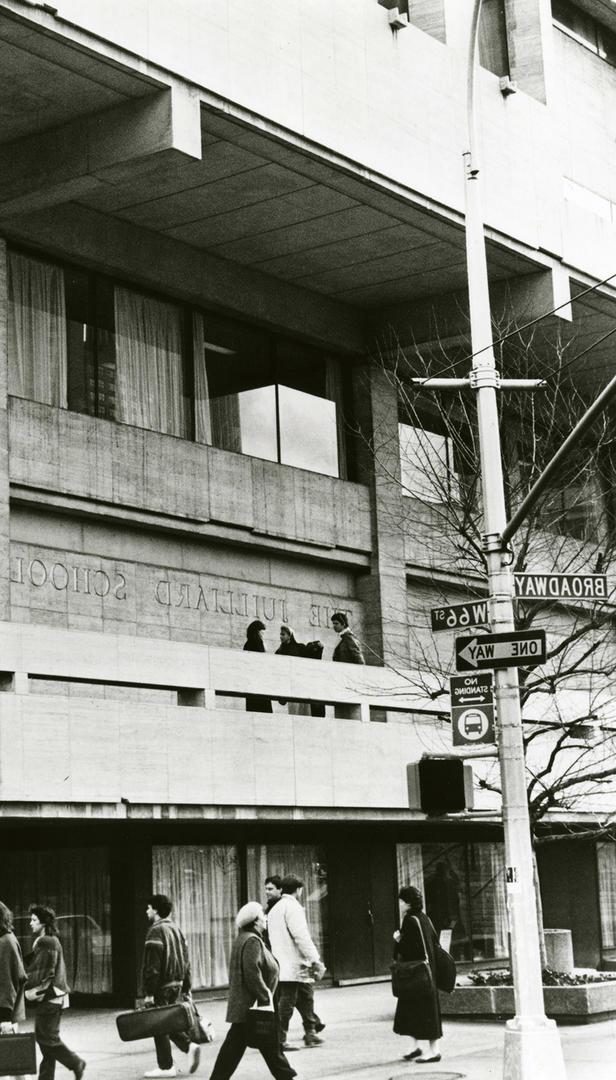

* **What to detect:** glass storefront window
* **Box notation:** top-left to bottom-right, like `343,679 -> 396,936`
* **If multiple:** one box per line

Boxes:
1,846 -> 112,994
396,841 -> 507,963
152,845 -> 239,989
246,844 -> 329,965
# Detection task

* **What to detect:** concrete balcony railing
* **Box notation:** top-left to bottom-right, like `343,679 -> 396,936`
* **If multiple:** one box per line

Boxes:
0,621 -> 455,816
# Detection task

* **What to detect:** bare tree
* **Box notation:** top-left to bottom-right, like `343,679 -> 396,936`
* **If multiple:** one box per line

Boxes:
365,318 -> 616,847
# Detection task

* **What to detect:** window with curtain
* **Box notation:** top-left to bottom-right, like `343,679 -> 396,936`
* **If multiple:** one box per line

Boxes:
0,846 -> 112,994
152,845 -> 240,988
8,250 -> 68,407
597,841 -> 616,956
246,844 -> 329,965
114,287 -> 189,438
396,841 -> 507,963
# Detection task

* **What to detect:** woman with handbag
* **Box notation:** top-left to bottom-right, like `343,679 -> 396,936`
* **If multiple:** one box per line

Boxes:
392,886 -> 442,1064
25,905 -> 86,1080
0,899 -> 30,1080
207,903 -> 295,1080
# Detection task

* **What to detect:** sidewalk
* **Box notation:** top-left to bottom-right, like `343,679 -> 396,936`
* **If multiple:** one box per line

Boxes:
20,982 -> 616,1080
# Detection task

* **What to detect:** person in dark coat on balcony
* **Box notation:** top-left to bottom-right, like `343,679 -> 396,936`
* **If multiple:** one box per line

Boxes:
25,905 -> 86,1080
207,902 -> 295,1080
0,900 -> 26,1031
392,886 -> 442,1064
330,613 -> 364,664
243,620 -> 272,713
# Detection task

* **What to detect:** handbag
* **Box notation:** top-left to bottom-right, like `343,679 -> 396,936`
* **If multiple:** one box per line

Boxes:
0,1031 -> 37,1076
116,1002 -> 191,1042
246,989 -> 277,1051
434,942 -> 457,993
183,996 -> 215,1045
390,916 -> 433,998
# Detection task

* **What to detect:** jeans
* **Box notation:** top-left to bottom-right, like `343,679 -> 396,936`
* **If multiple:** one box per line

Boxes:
153,987 -> 191,1070
277,983 -> 321,1040
34,1003 -> 82,1080
208,1023 -> 295,1080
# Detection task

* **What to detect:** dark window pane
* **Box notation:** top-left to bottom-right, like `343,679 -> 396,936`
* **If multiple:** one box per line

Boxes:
552,0 -> 598,51
65,266 -> 94,415
479,0 -> 510,76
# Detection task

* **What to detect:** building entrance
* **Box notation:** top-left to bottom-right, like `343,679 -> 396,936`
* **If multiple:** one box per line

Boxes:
329,837 -> 395,982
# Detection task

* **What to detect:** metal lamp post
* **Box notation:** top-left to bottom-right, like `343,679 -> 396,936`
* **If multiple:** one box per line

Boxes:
462,3 -> 567,1077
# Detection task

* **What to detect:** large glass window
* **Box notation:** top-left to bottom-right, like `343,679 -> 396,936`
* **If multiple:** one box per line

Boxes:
152,845 -> 239,989
1,846 -> 112,994
399,423 -> 459,503
7,248 -> 351,477
246,843 -> 329,965
396,841 -> 507,963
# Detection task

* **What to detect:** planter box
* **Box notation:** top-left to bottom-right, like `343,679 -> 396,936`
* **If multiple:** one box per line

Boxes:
440,981 -> 616,1024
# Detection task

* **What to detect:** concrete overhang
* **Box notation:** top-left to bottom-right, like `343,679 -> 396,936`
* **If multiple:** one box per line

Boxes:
0,0 -> 611,350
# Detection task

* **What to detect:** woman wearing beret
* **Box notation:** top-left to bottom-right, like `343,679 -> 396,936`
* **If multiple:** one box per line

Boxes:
207,902 -> 295,1080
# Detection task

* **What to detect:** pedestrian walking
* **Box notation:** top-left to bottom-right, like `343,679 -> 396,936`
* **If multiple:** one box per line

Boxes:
141,894 -> 201,1078
207,902 -> 295,1080
392,886 -> 442,1064
0,900 -> 26,1034
243,620 -> 273,713
266,876 -> 325,1051
24,905 -> 86,1080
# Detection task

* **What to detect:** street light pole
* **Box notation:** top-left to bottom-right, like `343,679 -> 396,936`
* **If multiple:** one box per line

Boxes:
463,4 -> 567,1078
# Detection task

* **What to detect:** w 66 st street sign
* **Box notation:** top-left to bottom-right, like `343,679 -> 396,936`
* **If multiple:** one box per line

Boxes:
455,629 -> 546,671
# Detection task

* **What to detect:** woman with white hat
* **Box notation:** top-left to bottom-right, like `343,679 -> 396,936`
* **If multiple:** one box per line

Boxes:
207,902 -> 296,1080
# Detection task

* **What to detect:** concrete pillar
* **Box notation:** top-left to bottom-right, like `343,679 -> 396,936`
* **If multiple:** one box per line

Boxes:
354,364 -> 410,666
0,240 -> 9,622
408,0 -> 446,43
505,0 -> 556,105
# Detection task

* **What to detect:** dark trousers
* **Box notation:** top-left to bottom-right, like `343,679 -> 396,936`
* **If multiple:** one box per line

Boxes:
153,988 -> 191,1070
208,1023 -> 295,1080
34,1003 -> 82,1080
277,982 -> 320,1039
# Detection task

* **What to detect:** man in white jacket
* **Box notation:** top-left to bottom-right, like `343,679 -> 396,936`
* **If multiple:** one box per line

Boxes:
266,874 -> 326,1050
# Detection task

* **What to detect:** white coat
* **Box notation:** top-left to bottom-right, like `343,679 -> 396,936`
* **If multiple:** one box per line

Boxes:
266,894 -> 321,982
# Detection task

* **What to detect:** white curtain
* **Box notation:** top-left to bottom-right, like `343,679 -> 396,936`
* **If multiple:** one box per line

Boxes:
152,845 -> 239,988
8,250 -> 67,407
325,357 -> 345,479
192,312 -> 212,445
597,841 -> 616,950
246,844 -> 328,962
114,286 -> 188,437
470,843 -> 508,960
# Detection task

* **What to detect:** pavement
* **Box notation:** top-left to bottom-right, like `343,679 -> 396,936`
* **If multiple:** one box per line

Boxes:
14,982 -> 616,1080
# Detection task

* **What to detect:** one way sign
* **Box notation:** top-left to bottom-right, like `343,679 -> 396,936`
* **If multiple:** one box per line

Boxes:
455,629 -> 546,671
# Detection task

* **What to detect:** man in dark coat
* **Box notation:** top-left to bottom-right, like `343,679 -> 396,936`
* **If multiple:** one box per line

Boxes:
331,612 -> 365,664
142,894 -> 200,1078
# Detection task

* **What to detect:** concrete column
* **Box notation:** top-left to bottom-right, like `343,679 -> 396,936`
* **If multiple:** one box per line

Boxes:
504,0 -> 556,105
354,364 -> 410,667
408,0 -> 446,43
0,240 -> 9,622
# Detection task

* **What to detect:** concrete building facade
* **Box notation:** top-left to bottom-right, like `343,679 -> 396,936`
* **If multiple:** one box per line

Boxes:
0,0 -> 616,1002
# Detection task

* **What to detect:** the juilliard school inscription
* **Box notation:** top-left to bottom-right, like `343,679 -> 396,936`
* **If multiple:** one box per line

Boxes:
10,553 -> 351,628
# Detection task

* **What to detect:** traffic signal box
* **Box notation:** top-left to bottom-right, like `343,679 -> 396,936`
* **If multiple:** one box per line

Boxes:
407,756 -> 474,815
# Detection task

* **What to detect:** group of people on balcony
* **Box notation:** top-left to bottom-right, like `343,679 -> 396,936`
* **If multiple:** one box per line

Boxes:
242,613 -> 364,715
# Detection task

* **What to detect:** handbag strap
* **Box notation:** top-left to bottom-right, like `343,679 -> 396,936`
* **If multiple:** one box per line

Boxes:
412,915 -> 429,962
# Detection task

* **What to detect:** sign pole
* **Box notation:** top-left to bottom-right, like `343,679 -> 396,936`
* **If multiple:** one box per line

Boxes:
462,4 -> 567,1077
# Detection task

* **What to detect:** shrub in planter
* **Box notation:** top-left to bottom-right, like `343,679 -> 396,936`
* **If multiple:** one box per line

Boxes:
468,968 -> 616,987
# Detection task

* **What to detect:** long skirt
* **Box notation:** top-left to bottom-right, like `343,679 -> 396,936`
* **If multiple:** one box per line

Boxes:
393,980 -> 442,1041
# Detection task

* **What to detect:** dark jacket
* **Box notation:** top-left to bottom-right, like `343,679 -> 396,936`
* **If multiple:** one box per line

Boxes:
244,637 -> 273,713
25,934 -> 70,1002
225,929 -> 279,1024
0,931 -> 26,1021
393,911 -> 442,1040
142,917 -> 191,999
332,628 -> 365,664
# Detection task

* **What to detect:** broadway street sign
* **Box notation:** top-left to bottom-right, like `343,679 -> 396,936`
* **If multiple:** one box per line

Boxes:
514,573 -> 608,600
455,629 -> 546,672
